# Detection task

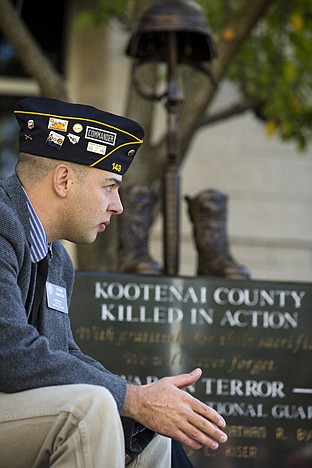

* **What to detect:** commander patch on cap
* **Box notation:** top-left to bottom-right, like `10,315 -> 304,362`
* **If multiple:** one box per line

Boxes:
14,97 -> 144,175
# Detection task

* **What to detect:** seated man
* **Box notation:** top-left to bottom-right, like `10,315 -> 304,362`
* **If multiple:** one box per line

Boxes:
0,97 -> 227,467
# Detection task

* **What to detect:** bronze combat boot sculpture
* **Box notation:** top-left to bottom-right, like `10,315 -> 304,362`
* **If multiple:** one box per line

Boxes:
118,184 -> 162,275
185,189 -> 251,279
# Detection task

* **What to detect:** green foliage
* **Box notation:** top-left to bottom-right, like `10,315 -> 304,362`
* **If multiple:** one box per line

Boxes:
74,0 -> 135,30
223,0 -> 312,150
202,0 -> 246,33
77,0 -> 312,150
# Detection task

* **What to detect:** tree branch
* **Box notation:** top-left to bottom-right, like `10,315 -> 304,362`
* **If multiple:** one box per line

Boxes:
0,0 -> 67,99
196,97 -> 263,129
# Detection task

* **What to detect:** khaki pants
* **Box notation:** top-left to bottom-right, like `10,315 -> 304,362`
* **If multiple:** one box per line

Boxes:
0,384 -> 171,467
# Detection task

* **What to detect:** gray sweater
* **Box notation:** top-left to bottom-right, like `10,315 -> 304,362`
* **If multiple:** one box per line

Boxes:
0,174 -> 127,412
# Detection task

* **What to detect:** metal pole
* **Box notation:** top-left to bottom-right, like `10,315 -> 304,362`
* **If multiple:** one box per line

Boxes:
163,31 -> 180,276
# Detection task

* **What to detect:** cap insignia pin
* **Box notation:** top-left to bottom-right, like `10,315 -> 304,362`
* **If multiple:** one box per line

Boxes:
73,123 -> 83,133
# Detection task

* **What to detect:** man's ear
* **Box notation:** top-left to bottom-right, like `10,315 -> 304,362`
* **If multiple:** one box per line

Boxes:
52,164 -> 72,198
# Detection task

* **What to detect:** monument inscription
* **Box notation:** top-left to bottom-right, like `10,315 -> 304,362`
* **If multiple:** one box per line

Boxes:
71,273 -> 312,467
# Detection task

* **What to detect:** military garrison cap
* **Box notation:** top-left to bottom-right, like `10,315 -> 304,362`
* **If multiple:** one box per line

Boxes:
14,97 -> 144,175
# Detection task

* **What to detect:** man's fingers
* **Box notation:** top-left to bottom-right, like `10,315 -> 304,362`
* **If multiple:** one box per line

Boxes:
174,417 -> 228,451
177,388 -> 227,430
194,398 -> 227,429
169,368 -> 203,389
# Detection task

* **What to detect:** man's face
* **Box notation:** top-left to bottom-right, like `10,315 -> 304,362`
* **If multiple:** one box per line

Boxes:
63,166 -> 123,244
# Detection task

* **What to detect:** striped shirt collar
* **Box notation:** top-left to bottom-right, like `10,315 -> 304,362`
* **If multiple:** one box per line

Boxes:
23,189 -> 49,263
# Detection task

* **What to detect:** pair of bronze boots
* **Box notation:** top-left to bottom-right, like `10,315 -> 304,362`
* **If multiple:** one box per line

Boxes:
118,184 -> 250,279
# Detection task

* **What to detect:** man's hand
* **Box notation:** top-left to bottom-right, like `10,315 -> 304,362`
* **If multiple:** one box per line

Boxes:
122,368 -> 228,450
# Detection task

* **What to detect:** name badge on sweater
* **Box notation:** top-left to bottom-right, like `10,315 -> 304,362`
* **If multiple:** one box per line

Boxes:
46,282 -> 68,313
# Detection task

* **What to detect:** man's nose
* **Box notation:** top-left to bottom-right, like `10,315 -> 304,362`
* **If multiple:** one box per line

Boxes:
110,191 -> 123,215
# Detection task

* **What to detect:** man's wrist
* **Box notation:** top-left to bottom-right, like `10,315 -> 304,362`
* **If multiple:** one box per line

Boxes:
122,383 -> 143,420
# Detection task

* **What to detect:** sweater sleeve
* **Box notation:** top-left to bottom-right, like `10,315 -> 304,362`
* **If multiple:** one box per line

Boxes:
0,203 -> 127,413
